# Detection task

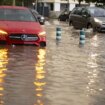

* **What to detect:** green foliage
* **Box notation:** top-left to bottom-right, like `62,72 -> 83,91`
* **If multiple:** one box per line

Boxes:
83,0 -> 105,4
0,0 -> 12,5
0,0 -> 34,6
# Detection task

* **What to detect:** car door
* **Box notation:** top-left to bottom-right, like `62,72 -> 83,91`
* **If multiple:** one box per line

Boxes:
70,7 -> 83,29
79,8 -> 90,28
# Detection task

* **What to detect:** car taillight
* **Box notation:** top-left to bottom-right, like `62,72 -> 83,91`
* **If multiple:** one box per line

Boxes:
0,30 -> 8,35
38,31 -> 46,37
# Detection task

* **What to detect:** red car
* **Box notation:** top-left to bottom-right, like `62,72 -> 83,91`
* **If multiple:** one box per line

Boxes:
0,6 -> 46,47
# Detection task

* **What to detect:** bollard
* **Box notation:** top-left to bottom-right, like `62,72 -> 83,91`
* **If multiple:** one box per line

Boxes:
79,28 -> 85,45
56,27 -> 62,40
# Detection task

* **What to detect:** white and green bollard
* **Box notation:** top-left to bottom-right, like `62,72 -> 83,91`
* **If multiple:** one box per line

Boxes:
79,28 -> 85,45
56,27 -> 62,40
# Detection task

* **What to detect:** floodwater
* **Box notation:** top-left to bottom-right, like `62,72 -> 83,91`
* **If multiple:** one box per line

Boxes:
0,20 -> 105,105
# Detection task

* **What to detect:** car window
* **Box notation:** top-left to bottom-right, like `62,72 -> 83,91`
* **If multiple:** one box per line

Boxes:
0,8 -> 37,21
81,8 -> 90,16
71,7 -> 82,15
71,8 -> 76,14
89,8 -> 105,17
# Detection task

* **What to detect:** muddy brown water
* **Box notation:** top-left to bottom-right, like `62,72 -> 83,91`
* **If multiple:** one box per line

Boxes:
0,20 -> 105,105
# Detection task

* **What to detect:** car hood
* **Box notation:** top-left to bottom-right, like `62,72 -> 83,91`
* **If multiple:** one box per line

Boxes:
95,17 -> 105,22
0,21 -> 43,34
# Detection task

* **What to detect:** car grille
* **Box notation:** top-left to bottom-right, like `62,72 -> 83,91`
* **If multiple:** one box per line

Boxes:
9,34 -> 39,41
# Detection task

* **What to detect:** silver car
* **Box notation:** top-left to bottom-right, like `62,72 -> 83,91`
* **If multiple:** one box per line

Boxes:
69,7 -> 105,32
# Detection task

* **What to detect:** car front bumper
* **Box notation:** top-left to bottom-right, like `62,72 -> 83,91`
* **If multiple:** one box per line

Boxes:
0,34 -> 46,46
94,23 -> 105,32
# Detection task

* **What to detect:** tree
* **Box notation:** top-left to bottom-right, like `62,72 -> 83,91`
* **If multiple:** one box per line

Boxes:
0,0 -> 34,6
0,0 -> 14,5
76,0 -> 105,6
85,0 -> 105,4
78,0 -> 84,6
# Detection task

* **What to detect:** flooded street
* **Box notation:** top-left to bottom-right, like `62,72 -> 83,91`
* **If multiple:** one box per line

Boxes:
0,19 -> 105,105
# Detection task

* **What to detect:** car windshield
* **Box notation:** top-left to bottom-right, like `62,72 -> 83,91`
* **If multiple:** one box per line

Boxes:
0,8 -> 37,21
89,8 -> 105,17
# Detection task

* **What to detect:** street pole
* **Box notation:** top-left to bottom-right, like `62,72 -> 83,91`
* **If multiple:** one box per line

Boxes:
35,0 -> 38,10
42,0 -> 44,16
13,0 -> 15,6
22,0 -> 24,6
68,0 -> 69,12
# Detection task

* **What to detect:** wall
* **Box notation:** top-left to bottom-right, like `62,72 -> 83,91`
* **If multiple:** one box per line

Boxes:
54,2 -> 60,11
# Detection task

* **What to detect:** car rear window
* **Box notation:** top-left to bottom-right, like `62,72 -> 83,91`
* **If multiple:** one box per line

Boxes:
89,8 -> 105,17
0,8 -> 37,22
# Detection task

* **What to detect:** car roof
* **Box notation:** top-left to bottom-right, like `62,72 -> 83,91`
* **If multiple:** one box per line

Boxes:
0,6 -> 28,10
76,6 -> 104,10
72,6 -> 105,13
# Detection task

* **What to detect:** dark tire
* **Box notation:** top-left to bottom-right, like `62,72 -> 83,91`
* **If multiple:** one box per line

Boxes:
0,40 -> 7,44
87,23 -> 97,32
41,23 -> 44,25
87,23 -> 92,29
40,42 -> 46,47
40,22 -> 45,25
58,16 -> 62,21
59,18 -> 62,21
69,21 -> 72,26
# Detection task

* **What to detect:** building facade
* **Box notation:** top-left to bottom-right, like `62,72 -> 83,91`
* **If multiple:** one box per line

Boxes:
37,0 -> 94,11
36,0 -> 95,17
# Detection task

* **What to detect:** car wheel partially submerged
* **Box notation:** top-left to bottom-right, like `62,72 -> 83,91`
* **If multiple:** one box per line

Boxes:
40,42 -> 46,47
69,21 -> 73,26
87,23 -> 92,29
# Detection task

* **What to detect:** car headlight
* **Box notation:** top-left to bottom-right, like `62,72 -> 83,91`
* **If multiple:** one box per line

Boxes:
94,18 -> 102,24
38,31 -> 46,36
0,30 -> 8,35
41,17 -> 44,20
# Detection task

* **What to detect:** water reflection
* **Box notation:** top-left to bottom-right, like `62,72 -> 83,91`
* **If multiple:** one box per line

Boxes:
34,48 -> 46,105
0,47 -> 8,105
86,35 -> 103,96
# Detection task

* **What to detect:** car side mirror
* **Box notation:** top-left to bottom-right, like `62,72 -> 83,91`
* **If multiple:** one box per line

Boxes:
37,16 -> 45,25
82,13 -> 91,18
82,14 -> 87,17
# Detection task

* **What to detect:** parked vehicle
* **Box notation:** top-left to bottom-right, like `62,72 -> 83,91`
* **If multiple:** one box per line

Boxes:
58,10 -> 70,21
31,9 -> 45,25
69,6 -> 105,32
0,6 -> 46,47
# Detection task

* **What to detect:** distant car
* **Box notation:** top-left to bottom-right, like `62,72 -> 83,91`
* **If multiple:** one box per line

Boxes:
31,9 -> 45,25
0,6 -> 46,47
58,11 -> 70,21
69,6 -> 105,32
